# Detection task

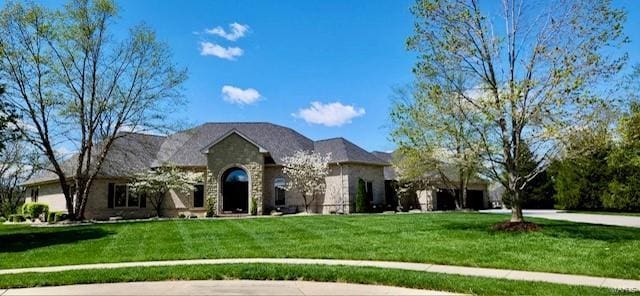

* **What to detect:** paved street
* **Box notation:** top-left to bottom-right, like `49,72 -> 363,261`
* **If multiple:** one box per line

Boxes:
0,280 -> 457,295
480,209 -> 640,228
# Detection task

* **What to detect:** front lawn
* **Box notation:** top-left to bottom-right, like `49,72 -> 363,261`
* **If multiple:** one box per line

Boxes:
1,213 -> 639,279
0,264 -> 635,296
566,210 -> 640,217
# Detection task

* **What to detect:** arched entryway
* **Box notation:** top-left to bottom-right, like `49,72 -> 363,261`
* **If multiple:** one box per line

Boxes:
221,167 -> 249,213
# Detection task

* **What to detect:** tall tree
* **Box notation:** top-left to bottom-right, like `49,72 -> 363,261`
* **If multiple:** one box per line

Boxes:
391,86 -> 483,210
0,0 -> 187,220
407,0 -> 627,222
604,101 -> 640,211
554,126 -> 612,210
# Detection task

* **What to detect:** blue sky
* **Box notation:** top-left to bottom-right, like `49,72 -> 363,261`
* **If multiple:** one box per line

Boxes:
40,0 -> 640,152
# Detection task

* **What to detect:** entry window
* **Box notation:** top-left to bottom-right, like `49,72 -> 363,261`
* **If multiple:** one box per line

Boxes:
274,177 -> 286,206
366,181 -> 373,204
194,184 -> 204,208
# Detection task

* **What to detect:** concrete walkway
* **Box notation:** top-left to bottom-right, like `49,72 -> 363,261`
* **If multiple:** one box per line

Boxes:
1,258 -> 639,291
0,280 -> 457,295
480,209 -> 640,228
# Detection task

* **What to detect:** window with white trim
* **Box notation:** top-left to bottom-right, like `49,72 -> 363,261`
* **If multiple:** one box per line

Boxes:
274,177 -> 286,206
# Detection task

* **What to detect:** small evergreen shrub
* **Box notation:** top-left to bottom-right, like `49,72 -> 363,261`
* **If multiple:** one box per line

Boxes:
205,197 -> 216,217
47,211 -> 56,223
355,178 -> 367,213
0,217 -> 5,223
250,197 -> 258,215
47,211 -> 67,223
54,212 -> 68,222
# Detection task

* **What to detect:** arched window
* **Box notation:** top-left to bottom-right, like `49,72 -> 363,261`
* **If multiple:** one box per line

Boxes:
222,167 -> 249,213
274,177 -> 286,206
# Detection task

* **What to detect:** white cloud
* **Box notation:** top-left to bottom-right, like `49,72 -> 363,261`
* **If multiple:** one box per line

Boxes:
199,42 -> 243,60
206,22 -> 249,41
221,85 -> 262,105
293,101 -> 365,127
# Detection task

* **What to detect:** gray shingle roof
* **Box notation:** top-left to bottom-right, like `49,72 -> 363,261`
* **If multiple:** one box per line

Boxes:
153,122 -> 315,166
26,122 -> 385,184
371,151 -> 397,180
24,132 -> 166,185
314,138 -> 388,165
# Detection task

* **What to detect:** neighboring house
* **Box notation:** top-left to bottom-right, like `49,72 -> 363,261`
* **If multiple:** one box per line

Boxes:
23,122 -> 388,219
371,151 -> 489,211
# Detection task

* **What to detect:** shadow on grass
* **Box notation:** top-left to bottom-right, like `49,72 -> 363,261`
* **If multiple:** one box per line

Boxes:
439,219 -> 640,242
0,227 -> 113,252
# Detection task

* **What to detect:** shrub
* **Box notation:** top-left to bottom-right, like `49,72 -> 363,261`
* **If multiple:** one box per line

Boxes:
54,212 -> 68,222
250,197 -> 258,215
0,217 -> 5,223
205,197 -> 216,217
178,213 -> 186,219
21,202 -> 49,221
47,211 -> 68,223
47,211 -> 56,223
355,178 -> 368,213
9,214 -> 26,222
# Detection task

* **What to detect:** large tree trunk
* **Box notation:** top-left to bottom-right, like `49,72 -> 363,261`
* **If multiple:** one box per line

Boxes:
510,190 -> 524,222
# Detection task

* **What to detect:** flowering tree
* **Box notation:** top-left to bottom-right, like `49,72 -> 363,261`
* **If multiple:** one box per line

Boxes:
129,166 -> 201,217
282,151 -> 331,213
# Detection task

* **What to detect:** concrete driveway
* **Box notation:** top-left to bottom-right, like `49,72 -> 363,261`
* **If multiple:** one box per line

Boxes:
481,209 -> 640,228
1,280 -> 459,295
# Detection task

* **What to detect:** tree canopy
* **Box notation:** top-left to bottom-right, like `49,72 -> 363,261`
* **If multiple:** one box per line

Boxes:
406,0 -> 627,222
0,0 -> 187,219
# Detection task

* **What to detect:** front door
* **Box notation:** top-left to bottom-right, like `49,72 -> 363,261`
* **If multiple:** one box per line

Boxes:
222,167 -> 249,213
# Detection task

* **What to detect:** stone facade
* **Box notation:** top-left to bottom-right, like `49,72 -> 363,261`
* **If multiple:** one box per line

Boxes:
205,133 -> 264,215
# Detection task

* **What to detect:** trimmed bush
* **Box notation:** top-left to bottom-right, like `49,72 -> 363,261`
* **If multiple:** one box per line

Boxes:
0,217 -> 5,223
47,211 -> 56,223
9,214 -> 26,222
55,212 -> 68,222
21,202 -> 49,221
47,211 -> 68,223
250,197 -> 258,215
355,178 -> 368,213
205,197 -> 216,217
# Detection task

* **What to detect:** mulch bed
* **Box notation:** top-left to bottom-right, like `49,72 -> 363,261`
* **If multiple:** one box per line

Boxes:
492,221 -> 542,232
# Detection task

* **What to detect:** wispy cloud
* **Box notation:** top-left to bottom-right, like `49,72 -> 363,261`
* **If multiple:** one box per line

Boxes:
221,85 -> 262,105
206,22 -> 249,41
199,42 -> 243,60
293,101 -> 365,127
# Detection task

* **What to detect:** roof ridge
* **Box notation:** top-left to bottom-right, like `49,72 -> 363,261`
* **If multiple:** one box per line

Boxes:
315,137 -> 347,142
118,131 -> 167,138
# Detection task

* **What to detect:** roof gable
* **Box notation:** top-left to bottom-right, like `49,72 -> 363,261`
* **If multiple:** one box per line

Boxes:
200,129 -> 268,154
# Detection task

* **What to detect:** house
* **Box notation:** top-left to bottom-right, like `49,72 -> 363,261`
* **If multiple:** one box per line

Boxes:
23,122 -> 388,219
371,151 -> 489,211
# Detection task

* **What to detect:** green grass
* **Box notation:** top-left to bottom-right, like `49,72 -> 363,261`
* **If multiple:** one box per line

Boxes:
1,213 -> 639,280
0,264 -> 636,296
566,210 -> 640,217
